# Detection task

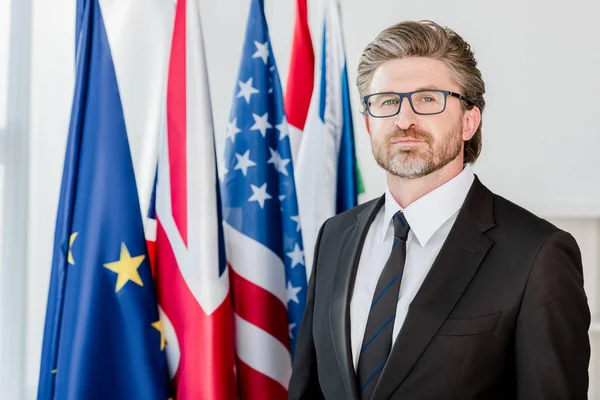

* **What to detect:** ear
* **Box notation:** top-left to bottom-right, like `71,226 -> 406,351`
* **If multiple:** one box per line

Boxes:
462,106 -> 481,141
364,115 -> 372,136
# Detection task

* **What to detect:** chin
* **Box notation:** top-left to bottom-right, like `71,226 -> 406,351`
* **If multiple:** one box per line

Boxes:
390,151 -> 427,165
387,157 -> 431,179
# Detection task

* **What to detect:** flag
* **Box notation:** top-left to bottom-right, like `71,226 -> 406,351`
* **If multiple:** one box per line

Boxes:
150,0 -> 237,398
38,0 -> 172,398
221,0 -> 308,397
295,0 -> 364,277
284,0 -> 314,161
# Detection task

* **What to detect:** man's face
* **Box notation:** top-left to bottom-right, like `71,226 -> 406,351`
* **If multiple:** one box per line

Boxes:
365,57 -> 472,179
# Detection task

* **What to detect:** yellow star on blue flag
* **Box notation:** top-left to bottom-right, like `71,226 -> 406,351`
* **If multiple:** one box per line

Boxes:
37,1 -> 171,398
104,242 -> 145,292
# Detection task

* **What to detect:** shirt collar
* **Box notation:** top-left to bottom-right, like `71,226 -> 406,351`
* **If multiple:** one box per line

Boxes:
381,165 -> 475,246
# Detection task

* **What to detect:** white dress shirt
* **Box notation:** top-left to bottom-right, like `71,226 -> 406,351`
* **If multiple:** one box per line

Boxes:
350,165 -> 475,370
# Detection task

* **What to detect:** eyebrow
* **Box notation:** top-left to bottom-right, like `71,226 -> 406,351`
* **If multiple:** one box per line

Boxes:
366,86 -> 446,98
373,86 -> 443,94
413,85 -> 442,91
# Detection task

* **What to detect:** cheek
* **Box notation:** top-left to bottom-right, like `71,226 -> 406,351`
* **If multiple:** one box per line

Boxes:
427,115 -> 459,141
368,119 -> 391,139
429,128 -> 446,144
420,120 -> 443,141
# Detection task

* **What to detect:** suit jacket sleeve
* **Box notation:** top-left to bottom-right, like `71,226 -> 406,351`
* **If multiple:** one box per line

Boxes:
288,221 -> 327,400
515,230 -> 591,399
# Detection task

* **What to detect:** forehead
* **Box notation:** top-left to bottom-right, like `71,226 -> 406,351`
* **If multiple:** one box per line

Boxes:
368,57 -> 459,94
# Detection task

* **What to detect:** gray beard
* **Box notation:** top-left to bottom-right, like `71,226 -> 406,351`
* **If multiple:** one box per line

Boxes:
372,123 -> 463,179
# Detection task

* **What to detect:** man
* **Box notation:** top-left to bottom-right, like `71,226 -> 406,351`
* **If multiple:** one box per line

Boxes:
289,20 -> 590,400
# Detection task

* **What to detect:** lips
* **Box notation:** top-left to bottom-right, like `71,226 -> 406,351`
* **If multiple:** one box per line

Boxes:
390,137 -> 424,144
392,138 -> 422,143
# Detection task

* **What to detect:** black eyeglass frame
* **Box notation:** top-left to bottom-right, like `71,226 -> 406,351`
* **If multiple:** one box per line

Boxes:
362,90 -> 475,118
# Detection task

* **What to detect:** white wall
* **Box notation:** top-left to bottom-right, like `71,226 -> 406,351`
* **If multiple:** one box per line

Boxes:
7,0 -> 600,397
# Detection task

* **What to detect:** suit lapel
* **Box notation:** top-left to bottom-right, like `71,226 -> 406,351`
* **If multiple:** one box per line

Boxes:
329,196 -> 384,400
372,177 -> 496,400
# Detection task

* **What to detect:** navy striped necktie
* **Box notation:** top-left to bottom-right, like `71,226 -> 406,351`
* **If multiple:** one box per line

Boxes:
357,211 -> 410,400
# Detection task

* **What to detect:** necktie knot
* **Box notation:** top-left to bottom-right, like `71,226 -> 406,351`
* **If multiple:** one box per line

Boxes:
393,211 -> 410,241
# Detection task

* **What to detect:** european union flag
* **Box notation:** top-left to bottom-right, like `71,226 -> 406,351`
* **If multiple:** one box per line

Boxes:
37,0 -> 170,398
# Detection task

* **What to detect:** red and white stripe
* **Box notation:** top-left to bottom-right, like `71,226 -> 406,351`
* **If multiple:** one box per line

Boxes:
152,0 -> 237,398
225,222 -> 292,398
284,0 -> 315,162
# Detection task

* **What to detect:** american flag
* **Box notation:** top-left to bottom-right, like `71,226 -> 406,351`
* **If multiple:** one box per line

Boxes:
221,0 -> 308,397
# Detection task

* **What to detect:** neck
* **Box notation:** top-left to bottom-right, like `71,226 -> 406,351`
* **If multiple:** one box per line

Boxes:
387,158 -> 466,209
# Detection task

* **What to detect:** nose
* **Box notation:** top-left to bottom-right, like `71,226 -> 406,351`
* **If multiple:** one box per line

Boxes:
394,96 -> 417,130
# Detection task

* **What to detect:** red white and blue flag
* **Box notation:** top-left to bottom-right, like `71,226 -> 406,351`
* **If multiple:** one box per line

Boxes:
295,0 -> 363,276
284,0 -> 314,162
220,0 -> 308,397
148,0 -> 237,398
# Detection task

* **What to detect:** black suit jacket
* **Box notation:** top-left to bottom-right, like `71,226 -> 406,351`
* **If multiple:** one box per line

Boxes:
289,177 -> 590,400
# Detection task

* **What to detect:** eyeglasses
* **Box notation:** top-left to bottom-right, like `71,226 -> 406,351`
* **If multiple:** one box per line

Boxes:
363,90 -> 474,118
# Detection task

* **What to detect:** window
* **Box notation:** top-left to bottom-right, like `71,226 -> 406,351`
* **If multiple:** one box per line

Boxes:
0,0 -> 9,266
0,0 -> 11,128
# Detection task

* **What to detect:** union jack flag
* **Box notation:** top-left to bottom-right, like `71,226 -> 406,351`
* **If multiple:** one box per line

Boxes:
221,0 -> 308,397
147,0 -> 237,398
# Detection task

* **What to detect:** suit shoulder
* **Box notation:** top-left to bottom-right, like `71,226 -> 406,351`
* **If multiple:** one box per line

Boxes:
491,192 -> 564,240
321,197 -> 381,233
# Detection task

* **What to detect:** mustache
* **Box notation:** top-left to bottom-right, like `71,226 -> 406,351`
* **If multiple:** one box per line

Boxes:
386,128 -> 432,144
